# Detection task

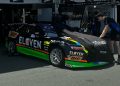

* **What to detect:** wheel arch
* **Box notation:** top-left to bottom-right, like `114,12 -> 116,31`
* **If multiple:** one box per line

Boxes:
48,43 -> 67,57
48,43 -> 66,67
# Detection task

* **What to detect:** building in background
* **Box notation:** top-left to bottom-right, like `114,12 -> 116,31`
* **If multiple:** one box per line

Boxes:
0,0 -> 54,24
0,0 -> 119,24
0,0 -> 119,46
56,0 -> 118,30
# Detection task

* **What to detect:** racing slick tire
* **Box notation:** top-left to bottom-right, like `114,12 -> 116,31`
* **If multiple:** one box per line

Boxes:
49,47 -> 65,67
8,41 -> 16,56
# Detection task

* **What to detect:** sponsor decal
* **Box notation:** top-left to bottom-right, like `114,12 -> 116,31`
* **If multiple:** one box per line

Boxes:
92,41 -> 106,45
69,56 -> 83,61
51,40 -> 65,45
65,64 -> 72,68
65,57 -> 87,62
71,46 -> 84,50
43,41 -> 50,51
44,41 -> 50,46
69,51 -> 84,56
51,40 -> 63,43
44,46 -> 49,51
100,51 -> 107,54
51,40 -> 60,43
19,36 -> 41,49
8,31 -> 19,38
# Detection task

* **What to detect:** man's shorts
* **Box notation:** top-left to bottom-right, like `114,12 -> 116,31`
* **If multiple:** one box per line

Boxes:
110,34 -> 120,41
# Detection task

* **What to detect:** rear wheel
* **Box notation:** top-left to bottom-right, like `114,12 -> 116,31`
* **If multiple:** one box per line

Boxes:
49,48 -> 65,67
8,41 -> 16,56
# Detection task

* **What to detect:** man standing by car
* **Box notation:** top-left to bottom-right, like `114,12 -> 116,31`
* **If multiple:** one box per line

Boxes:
96,13 -> 120,64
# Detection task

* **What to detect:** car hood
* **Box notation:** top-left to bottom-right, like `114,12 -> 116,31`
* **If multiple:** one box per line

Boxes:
62,29 -> 106,47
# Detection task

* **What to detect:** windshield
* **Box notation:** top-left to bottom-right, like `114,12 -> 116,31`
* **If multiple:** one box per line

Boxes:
40,24 -> 58,37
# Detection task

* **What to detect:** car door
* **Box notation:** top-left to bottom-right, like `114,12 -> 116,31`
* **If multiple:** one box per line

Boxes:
17,25 -> 30,46
16,25 -> 34,54
28,25 -> 49,60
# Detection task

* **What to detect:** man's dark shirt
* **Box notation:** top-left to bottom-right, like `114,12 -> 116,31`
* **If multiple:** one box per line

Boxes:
104,17 -> 120,40
104,17 -> 116,31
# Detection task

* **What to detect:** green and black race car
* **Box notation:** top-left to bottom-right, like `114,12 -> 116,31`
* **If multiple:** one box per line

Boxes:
7,23 -> 114,68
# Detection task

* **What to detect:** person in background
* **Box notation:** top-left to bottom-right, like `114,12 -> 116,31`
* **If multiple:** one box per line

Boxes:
88,16 -> 101,36
96,13 -> 120,64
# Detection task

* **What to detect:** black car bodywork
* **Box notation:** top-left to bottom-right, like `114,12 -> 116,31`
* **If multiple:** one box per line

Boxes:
7,23 -> 114,68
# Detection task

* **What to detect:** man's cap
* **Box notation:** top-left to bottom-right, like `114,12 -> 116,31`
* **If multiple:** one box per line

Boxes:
95,13 -> 104,18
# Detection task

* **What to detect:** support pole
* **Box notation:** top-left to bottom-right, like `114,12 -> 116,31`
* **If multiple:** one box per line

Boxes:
22,8 -> 25,23
114,5 -> 117,22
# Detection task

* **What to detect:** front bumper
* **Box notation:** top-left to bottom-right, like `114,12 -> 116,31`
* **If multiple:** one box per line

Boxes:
65,60 -> 112,68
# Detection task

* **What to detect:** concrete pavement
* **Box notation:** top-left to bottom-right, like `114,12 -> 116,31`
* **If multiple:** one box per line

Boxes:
0,47 -> 120,86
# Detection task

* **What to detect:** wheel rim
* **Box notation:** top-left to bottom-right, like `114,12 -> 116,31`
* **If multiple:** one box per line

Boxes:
8,42 -> 15,54
50,48 -> 62,65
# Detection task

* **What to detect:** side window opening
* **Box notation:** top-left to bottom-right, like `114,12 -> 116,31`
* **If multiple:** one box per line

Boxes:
34,27 -> 45,38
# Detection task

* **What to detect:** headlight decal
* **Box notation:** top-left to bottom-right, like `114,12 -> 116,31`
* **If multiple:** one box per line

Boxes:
84,49 -> 88,54
61,36 -> 81,46
81,45 -> 88,54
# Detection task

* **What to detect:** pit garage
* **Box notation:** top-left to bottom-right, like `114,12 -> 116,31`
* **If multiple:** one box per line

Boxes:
0,0 -> 118,47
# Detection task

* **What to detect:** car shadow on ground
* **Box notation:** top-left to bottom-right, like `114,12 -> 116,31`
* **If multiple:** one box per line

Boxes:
0,46 -> 115,73
0,47 -> 50,74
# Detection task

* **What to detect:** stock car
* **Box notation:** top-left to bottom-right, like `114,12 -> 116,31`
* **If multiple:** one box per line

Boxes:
7,23 -> 114,68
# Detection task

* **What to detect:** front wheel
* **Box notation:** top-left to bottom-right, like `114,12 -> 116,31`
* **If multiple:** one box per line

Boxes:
49,48 -> 65,67
8,41 -> 16,56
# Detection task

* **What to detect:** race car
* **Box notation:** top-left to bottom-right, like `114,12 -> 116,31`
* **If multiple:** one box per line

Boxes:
7,23 -> 114,68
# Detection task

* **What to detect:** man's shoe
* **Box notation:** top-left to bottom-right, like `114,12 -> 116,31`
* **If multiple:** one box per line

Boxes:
117,57 -> 120,65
